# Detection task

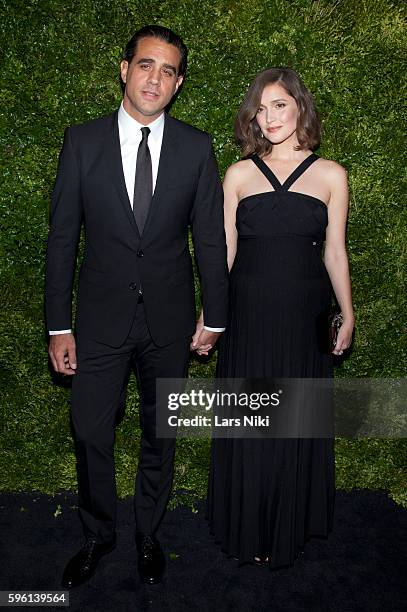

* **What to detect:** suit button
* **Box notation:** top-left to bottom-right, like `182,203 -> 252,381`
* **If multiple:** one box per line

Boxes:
129,282 -> 137,290
137,250 -> 144,258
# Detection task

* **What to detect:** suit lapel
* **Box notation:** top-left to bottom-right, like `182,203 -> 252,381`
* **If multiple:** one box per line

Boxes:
102,111 -> 140,237
102,111 -> 179,238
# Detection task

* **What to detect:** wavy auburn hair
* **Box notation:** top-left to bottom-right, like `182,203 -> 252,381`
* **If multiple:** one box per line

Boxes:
235,67 -> 321,158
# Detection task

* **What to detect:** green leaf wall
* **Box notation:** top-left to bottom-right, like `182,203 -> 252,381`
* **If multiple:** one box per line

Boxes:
0,0 -> 406,506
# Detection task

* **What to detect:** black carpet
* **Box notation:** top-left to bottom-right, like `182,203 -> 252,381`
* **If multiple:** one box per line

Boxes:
1,489 -> 406,611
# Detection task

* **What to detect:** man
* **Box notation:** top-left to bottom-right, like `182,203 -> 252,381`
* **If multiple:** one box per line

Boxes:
45,25 -> 228,588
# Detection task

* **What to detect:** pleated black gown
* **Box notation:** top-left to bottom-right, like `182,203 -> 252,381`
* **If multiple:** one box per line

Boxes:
207,153 -> 335,569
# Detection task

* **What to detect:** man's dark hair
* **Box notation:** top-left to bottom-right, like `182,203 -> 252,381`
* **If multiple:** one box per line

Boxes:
123,25 -> 188,77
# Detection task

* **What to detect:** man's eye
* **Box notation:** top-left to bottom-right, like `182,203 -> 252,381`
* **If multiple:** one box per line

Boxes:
140,64 -> 150,70
163,69 -> 175,77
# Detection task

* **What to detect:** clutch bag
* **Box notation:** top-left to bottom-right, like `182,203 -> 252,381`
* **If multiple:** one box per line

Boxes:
328,310 -> 343,352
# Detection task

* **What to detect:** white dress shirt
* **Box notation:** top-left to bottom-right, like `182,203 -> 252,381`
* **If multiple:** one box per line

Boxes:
49,103 -> 224,334
118,102 -> 164,202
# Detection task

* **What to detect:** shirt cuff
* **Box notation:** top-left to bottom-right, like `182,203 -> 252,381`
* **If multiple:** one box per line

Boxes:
203,326 -> 225,332
49,329 -> 72,335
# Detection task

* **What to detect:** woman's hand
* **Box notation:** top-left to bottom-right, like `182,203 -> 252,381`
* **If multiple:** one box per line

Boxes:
332,317 -> 354,355
190,313 -> 204,351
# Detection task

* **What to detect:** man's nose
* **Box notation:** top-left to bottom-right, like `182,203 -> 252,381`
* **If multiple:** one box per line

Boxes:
148,68 -> 161,84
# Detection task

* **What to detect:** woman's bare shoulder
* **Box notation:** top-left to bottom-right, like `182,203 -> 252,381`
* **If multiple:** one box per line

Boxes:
316,157 -> 347,179
224,158 -> 253,177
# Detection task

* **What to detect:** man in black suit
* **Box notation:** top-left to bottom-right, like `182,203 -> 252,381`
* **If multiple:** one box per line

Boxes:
45,25 -> 228,588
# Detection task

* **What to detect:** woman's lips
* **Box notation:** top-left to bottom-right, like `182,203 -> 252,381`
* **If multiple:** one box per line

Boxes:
267,126 -> 282,133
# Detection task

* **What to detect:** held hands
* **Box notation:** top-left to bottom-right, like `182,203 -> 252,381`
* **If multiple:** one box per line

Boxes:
190,316 -> 221,356
332,317 -> 354,356
49,333 -> 77,375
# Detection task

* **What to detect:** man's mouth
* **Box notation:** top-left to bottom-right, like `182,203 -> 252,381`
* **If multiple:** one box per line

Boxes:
141,90 -> 160,99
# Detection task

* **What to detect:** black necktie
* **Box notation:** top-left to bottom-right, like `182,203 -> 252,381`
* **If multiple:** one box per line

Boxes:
133,127 -> 152,234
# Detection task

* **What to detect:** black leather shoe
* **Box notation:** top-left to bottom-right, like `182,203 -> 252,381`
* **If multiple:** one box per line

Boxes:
61,536 -> 116,589
136,533 -> 166,585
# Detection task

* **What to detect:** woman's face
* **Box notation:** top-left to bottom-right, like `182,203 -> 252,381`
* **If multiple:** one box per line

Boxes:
256,82 -> 299,145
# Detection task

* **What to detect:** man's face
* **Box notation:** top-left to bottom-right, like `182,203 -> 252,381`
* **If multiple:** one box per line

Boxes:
120,36 -> 184,124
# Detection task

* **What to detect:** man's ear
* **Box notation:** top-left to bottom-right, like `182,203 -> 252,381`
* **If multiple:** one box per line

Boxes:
175,75 -> 184,93
120,60 -> 129,84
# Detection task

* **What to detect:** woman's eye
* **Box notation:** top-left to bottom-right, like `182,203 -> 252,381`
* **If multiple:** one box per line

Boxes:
257,107 -> 264,114
276,103 -> 286,109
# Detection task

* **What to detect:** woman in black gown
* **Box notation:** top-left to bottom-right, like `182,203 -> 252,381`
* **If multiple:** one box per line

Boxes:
205,68 -> 354,568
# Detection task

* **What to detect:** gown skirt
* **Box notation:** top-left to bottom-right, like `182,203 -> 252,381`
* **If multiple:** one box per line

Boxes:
207,153 -> 335,569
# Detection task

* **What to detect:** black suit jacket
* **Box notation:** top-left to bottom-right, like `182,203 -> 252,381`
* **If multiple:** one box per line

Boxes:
45,111 -> 229,347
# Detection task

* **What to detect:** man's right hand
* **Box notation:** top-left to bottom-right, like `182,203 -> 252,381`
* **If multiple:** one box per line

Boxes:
49,333 -> 77,375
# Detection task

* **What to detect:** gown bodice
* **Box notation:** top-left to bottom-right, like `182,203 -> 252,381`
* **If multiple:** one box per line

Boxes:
236,153 -> 328,243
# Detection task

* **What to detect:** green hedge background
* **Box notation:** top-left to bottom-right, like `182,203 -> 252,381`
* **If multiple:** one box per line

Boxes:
0,0 -> 406,509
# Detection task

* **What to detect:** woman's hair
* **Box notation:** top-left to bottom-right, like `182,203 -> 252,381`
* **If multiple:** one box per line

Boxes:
235,67 -> 321,157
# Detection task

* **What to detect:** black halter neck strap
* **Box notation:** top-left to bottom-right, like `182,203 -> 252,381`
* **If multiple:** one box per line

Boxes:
251,153 -> 319,191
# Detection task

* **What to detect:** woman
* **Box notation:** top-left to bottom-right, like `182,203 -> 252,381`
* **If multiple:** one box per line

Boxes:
205,67 -> 354,568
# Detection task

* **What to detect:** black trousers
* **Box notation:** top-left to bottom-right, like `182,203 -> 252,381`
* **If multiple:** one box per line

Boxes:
71,302 -> 191,543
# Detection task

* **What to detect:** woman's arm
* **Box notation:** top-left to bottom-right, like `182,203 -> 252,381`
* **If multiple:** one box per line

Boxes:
323,162 -> 355,354
223,164 -> 240,271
